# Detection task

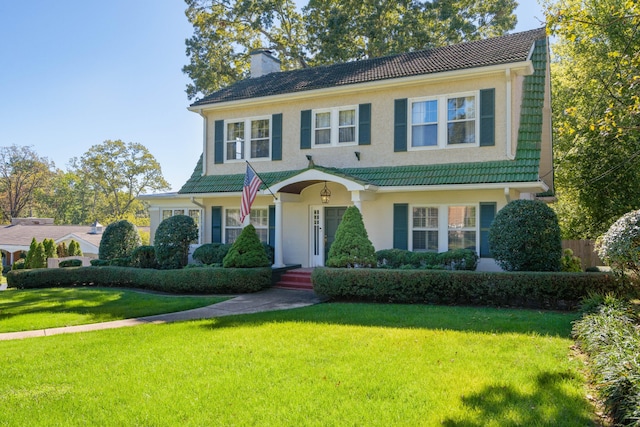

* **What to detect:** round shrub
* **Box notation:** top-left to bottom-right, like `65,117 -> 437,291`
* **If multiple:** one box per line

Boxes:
130,245 -> 158,269
326,206 -> 376,268
192,243 -> 232,265
155,215 -> 198,270
59,259 -> 82,268
488,199 -> 562,271
223,224 -> 270,268
596,209 -> 640,276
99,220 -> 141,261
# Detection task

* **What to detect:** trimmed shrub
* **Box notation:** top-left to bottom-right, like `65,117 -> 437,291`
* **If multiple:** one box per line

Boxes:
29,242 -> 47,269
376,248 -> 477,271
311,268 -> 627,310
155,215 -> 198,269
68,239 -> 83,256
596,209 -> 640,276
573,297 -> 640,424
7,266 -> 271,294
489,199 -> 562,271
223,224 -> 270,268
12,259 -> 26,270
99,220 -> 141,261
59,259 -> 83,268
25,237 -> 37,269
57,242 -> 68,258
561,249 -> 582,272
192,243 -> 232,265
43,238 -> 56,260
326,206 -> 376,268
130,245 -> 158,269
437,249 -> 478,271
90,259 -> 110,267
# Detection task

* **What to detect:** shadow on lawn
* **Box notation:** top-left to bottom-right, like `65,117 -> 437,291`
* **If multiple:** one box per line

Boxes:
441,371 -> 597,426
200,302 -> 579,337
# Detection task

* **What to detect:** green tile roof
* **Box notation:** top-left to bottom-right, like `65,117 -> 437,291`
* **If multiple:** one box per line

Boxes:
179,38 -> 547,194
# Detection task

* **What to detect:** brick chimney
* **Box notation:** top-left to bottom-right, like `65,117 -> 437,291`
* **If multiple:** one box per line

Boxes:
250,49 -> 281,78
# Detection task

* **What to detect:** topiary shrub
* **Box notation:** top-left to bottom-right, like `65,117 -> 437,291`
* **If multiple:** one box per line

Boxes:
596,209 -> 640,277
192,243 -> 232,265
68,239 -> 83,256
24,237 -> 37,269
59,259 -> 82,268
130,245 -> 158,269
99,220 -> 141,261
57,242 -> 68,258
223,224 -> 270,268
326,206 -> 376,268
155,215 -> 198,270
489,199 -> 562,271
43,238 -> 56,260
561,249 -> 582,272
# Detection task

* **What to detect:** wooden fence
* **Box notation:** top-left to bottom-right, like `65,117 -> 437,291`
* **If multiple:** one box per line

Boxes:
562,240 -> 603,269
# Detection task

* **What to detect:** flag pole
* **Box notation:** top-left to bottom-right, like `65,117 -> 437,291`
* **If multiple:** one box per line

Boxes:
245,160 -> 278,200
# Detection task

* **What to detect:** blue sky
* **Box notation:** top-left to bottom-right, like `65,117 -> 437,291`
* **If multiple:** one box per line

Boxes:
0,1 -> 546,192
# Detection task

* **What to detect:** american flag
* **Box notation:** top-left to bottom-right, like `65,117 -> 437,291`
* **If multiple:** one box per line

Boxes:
240,163 -> 262,223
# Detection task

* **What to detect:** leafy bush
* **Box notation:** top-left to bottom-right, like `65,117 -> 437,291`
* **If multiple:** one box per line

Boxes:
437,249 -> 479,271
573,296 -> 640,424
29,242 -> 47,269
326,206 -> 376,268
489,199 -> 562,271
155,215 -> 198,270
90,259 -> 111,266
57,242 -> 68,258
99,220 -> 141,260
12,259 -> 26,270
596,209 -> 640,276
59,259 -> 83,268
375,248 -> 477,270
68,239 -> 83,256
25,238 -> 37,269
109,257 -> 131,267
193,243 -> 232,265
223,224 -> 270,268
311,268 -> 627,310
130,246 -> 158,269
43,238 -> 56,260
561,249 -> 582,272
7,266 -> 271,294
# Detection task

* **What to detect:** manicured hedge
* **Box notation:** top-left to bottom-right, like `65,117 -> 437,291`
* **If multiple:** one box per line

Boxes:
311,268 -> 627,310
6,266 -> 272,294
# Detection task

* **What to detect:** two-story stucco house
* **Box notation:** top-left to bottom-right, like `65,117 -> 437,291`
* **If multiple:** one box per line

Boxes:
141,28 -> 553,271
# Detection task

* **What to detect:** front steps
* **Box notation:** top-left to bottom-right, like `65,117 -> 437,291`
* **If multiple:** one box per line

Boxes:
274,268 -> 314,291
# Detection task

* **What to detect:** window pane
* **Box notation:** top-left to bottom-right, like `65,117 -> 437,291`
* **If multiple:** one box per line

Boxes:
447,97 -> 475,121
251,119 -> 269,139
448,206 -> 476,229
162,210 -> 172,220
227,122 -> 244,140
448,231 -> 476,251
255,229 -> 268,243
447,121 -> 476,144
226,209 -> 242,227
315,128 -> 331,145
339,109 -> 355,126
250,208 -> 268,227
338,127 -> 355,143
413,230 -> 438,251
227,139 -> 244,160
413,207 -> 426,228
226,228 -> 242,244
188,209 -> 200,227
427,231 -> 438,251
412,100 -> 437,124
412,124 -> 437,147
315,112 -> 330,128
251,139 -> 269,158
427,207 -> 439,228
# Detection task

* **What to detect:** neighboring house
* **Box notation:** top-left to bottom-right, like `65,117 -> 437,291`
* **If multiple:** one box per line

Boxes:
140,28 -> 553,271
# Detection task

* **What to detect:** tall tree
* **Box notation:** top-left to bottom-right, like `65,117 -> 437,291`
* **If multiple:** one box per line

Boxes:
183,0 -> 517,100
544,0 -> 640,238
0,145 -> 55,222
77,140 -> 171,221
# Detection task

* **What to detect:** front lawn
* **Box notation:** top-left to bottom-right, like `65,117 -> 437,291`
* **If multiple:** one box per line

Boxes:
0,287 -> 227,332
0,303 -> 597,426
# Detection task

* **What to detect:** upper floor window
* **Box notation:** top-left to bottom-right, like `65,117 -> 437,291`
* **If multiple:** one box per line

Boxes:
409,92 -> 478,149
313,106 -> 357,147
225,117 -> 270,161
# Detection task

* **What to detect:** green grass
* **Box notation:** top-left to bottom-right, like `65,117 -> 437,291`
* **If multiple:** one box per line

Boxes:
0,303 -> 597,426
0,287 -> 228,332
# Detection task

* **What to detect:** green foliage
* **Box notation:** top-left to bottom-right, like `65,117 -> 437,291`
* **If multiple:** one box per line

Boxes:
12,259 -> 25,270
59,259 -> 83,268
192,243 -> 232,265
7,266 -> 271,294
155,215 -> 199,270
596,209 -> 640,277
312,268 -> 626,310
99,220 -> 141,260
43,238 -> 56,259
375,248 -> 478,270
560,249 -> 582,272
130,246 -> 158,269
67,240 -> 83,256
24,237 -> 37,269
56,242 -> 68,258
31,242 -> 47,269
489,200 -> 562,271
572,296 -> 640,425
223,224 -> 270,268
326,206 -> 376,268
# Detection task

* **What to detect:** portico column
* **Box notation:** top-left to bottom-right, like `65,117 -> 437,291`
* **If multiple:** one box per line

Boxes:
273,194 -> 285,267
351,191 -> 363,211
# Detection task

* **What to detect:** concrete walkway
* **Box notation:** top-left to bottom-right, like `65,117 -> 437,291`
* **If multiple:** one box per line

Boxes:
0,288 -> 326,341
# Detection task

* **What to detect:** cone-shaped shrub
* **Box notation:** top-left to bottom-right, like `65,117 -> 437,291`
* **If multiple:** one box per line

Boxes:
30,242 -> 47,269
223,224 -> 270,268
99,220 -> 141,260
489,199 -> 562,271
155,215 -> 198,269
43,238 -> 56,259
25,238 -> 37,269
68,239 -> 83,256
326,206 -> 376,268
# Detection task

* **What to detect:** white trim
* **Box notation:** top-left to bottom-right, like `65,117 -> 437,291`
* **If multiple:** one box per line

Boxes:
269,169 -> 376,193
408,203 -> 480,253
311,105 -> 358,148
377,181 -> 548,194
223,115 -> 272,163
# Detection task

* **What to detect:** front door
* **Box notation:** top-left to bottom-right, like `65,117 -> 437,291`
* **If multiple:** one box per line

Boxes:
324,206 -> 347,262
309,206 -> 347,267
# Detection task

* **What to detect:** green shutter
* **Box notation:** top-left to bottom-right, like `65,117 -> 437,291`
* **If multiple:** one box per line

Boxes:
394,99 -> 408,152
268,205 -> 275,246
211,206 -> 222,243
358,103 -> 371,145
300,110 -> 311,149
214,120 -> 224,164
393,203 -> 409,250
272,113 -> 282,160
479,89 -> 495,147
479,202 -> 496,257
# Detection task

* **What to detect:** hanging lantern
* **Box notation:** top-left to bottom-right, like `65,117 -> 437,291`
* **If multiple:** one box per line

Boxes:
320,181 -> 331,204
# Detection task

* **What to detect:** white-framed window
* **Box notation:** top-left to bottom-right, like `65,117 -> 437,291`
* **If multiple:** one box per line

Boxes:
312,106 -> 357,147
447,205 -> 477,251
160,208 -> 203,244
225,116 -> 271,161
224,208 -> 269,244
409,92 -> 478,149
412,207 -> 439,251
